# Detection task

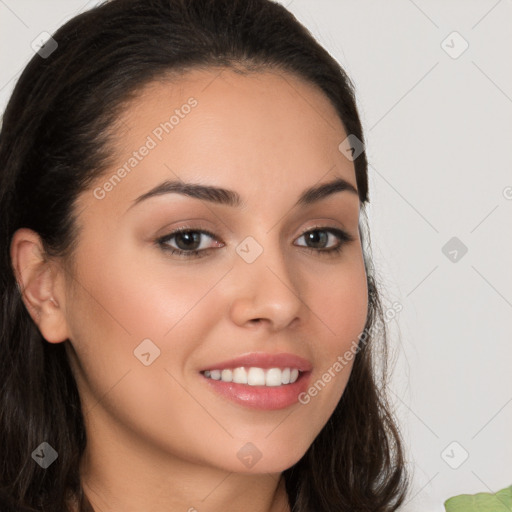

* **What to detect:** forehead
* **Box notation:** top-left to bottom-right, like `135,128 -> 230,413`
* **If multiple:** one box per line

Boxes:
81,67 -> 357,218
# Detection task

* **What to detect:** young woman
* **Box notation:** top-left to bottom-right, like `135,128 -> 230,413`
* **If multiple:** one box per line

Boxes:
0,0 -> 408,510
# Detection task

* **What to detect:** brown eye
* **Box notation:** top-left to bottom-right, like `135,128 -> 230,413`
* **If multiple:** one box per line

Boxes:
156,228 -> 222,258
295,227 -> 354,255
302,230 -> 329,249
173,231 -> 203,251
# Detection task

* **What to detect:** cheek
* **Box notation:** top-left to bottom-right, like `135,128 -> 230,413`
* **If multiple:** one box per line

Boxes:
316,272 -> 368,340
297,250 -> 368,411
69,244 -> 224,342
64,247 -> 230,457
309,249 -> 369,351
64,245 -> 228,397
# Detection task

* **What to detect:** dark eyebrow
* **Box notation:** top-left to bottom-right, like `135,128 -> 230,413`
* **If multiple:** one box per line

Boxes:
128,176 -> 358,211
295,177 -> 358,207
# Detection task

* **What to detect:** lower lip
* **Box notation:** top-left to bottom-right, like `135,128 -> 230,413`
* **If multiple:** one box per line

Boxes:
200,371 -> 312,410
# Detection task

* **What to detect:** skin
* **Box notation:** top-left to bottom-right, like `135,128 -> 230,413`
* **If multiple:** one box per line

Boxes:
11,67 -> 368,512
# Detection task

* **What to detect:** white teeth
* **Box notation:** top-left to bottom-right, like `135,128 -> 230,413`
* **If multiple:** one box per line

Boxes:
203,367 -> 302,386
247,367 -> 265,385
232,367 -> 248,384
221,369 -> 232,382
265,368 -> 282,387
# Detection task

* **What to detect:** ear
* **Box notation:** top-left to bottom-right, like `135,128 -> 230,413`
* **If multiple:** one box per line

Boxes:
10,228 -> 70,343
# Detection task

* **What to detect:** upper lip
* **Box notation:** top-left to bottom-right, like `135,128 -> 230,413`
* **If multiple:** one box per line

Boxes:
199,352 -> 313,372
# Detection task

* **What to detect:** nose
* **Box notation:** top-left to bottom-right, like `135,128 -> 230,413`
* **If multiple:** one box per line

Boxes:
227,240 -> 304,332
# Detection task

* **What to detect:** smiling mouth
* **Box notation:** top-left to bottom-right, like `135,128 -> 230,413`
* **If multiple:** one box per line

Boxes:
201,366 -> 302,387
200,364 -> 312,410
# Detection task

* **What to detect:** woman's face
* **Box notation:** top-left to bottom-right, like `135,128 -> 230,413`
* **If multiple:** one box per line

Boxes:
61,67 -> 368,474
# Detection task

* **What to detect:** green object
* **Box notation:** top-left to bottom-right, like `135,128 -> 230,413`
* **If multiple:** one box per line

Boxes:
444,484 -> 512,511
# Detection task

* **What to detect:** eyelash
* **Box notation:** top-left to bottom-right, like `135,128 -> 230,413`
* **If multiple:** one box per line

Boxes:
156,225 -> 355,259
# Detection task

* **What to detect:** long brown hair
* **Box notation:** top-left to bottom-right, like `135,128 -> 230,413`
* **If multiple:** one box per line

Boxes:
0,1 -> 408,510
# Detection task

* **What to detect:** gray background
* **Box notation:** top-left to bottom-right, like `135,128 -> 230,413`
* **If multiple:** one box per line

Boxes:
1,1 -> 511,510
